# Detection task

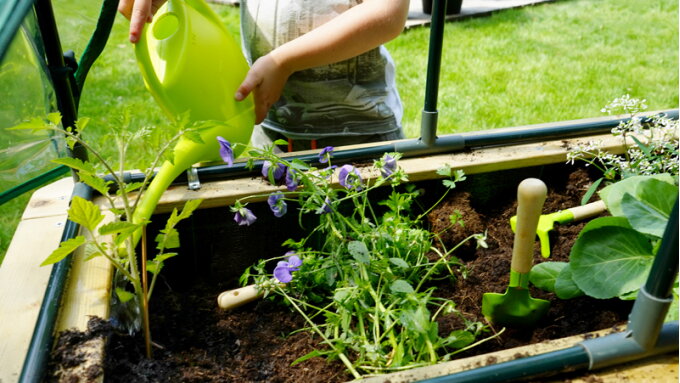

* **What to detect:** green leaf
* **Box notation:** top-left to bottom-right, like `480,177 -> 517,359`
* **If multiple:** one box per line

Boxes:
68,196 -> 104,231
182,130 -> 205,144
529,262 -> 566,292
115,287 -> 135,303
578,216 -> 631,238
47,112 -> 62,126
52,157 -> 97,175
75,117 -> 90,132
621,193 -> 669,238
390,279 -> 414,294
98,221 -> 138,236
7,116 -> 49,131
599,174 -> 675,217
178,199 -> 203,221
78,173 -> 112,197
348,241 -> 370,264
442,180 -> 458,189
554,264 -> 584,299
571,226 -> 654,299
123,182 -> 144,194
156,228 -> 180,249
389,257 -> 410,269
291,349 -> 327,366
436,165 -> 452,177
443,330 -> 474,349
41,236 -> 86,266
581,177 -> 603,205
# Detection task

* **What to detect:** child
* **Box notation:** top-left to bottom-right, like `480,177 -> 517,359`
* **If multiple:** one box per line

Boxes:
119,0 -> 409,151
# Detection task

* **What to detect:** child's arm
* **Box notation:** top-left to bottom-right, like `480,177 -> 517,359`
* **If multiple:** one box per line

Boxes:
235,0 -> 410,124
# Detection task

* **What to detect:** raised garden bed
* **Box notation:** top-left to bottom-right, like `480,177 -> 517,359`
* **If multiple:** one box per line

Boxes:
2,124 -> 676,383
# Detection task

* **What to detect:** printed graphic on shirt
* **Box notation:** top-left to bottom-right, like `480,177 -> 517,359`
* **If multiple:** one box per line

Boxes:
241,0 -> 403,138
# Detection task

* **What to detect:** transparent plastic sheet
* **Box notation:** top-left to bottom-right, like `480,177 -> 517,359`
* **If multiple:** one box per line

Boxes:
0,13 -> 66,194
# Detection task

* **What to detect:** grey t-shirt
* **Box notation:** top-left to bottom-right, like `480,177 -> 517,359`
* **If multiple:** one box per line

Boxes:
240,0 -> 403,139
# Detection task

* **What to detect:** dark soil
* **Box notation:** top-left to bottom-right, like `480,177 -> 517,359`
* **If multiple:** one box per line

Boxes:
49,165 -> 633,383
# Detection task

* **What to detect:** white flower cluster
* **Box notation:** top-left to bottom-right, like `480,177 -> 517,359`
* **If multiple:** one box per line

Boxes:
567,96 -> 679,179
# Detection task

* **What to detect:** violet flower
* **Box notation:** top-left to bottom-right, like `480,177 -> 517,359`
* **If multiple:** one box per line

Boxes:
273,252 -> 303,283
338,164 -> 362,190
262,160 -> 286,182
285,167 -> 299,191
267,191 -> 287,217
233,206 -> 257,226
217,136 -> 233,167
320,196 -> 332,214
319,146 -> 334,164
380,154 -> 397,178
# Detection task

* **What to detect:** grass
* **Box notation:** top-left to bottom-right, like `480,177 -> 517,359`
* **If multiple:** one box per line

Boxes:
0,0 -> 677,260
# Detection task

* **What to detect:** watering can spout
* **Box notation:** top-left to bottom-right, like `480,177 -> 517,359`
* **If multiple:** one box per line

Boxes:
128,0 -> 254,249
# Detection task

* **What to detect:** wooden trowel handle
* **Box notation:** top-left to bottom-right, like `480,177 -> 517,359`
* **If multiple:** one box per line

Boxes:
512,178 -> 548,273
567,200 -> 607,222
217,284 -> 263,310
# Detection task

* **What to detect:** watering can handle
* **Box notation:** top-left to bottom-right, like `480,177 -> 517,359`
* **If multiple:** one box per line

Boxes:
217,284 -> 264,310
512,178 -> 547,274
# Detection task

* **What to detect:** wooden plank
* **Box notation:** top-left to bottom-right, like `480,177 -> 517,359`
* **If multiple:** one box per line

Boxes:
0,178 -> 73,383
139,131 -> 628,214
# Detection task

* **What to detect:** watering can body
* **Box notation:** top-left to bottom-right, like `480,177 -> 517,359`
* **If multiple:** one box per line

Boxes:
130,0 -> 254,245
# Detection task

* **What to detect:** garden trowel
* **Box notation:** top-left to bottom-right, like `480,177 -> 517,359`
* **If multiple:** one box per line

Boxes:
509,199 -> 607,258
482,178 -> 550,327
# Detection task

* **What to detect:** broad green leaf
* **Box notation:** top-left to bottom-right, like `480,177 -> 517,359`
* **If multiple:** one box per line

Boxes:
390,279 -> 414,294
554,264 -> 584,299
115,287 -> 135,303
68,196 -> 104,231
529,262 -> 566,292
52,157 -> 97,175
599,174 -> 675,217
99,221 -> 138,236
571,226 -> 654,299
634,178 -> 677,216
578,216 -> 631,238
621,193 -> 669,238
41,236 -> 86,266
348,241 -> 370,264
78,173 -> 112,197
389,257 -> 410,269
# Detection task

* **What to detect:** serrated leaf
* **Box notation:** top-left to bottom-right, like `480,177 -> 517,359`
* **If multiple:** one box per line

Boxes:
348,241 -> 370,264
389,257 -> 409,269
156,228 -> 180,249
123,182 -> 144,194
41,236 -> 86,266
78,173 -> 112,197
47,112 -> 62,126
442,180 -> 458,189
75,117 -> 90,132
436,165 -> 452,177
7,117 -> 48,131
554,264 -> 584,299
115,287 -> 135,303
571,226 -> 654,299
529,262 -> 566,292
146,261 -> 162,275
390,279 -> 414,294
99,221 -> 138,236
182,130 -> 205,144
68,196 -> 104,231
153,252 -> 177,263
52,157 -> 97,175
177,199 -> 203,221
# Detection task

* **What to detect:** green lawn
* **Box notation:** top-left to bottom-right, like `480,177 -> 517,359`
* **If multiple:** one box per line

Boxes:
0,0 -> 677,261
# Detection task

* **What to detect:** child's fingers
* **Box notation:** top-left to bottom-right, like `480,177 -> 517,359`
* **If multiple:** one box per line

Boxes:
129,0 -> 152,43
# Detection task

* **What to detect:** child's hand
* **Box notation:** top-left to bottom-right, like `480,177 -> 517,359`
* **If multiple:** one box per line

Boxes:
118,0 -> 167,43
235,54 -> 292,124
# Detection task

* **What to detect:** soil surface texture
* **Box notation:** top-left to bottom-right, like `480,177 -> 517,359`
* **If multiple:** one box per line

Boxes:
49,166 -> 633,382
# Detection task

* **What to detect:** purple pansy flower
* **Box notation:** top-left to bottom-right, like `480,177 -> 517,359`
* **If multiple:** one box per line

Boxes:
267,191 -> 287,217
233,206 -> 257,226
217,136 -> 233,167
320,196 -> 332,214
338,164 -> 362,190
285,167 -> 299,191
273,252 -> 303,283
318,146 -> 334,164
380,154 -> 397,178
262,160 -> 286,182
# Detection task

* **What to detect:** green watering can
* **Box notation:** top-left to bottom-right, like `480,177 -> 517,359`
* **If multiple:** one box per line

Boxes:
130,0 -> 254,248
